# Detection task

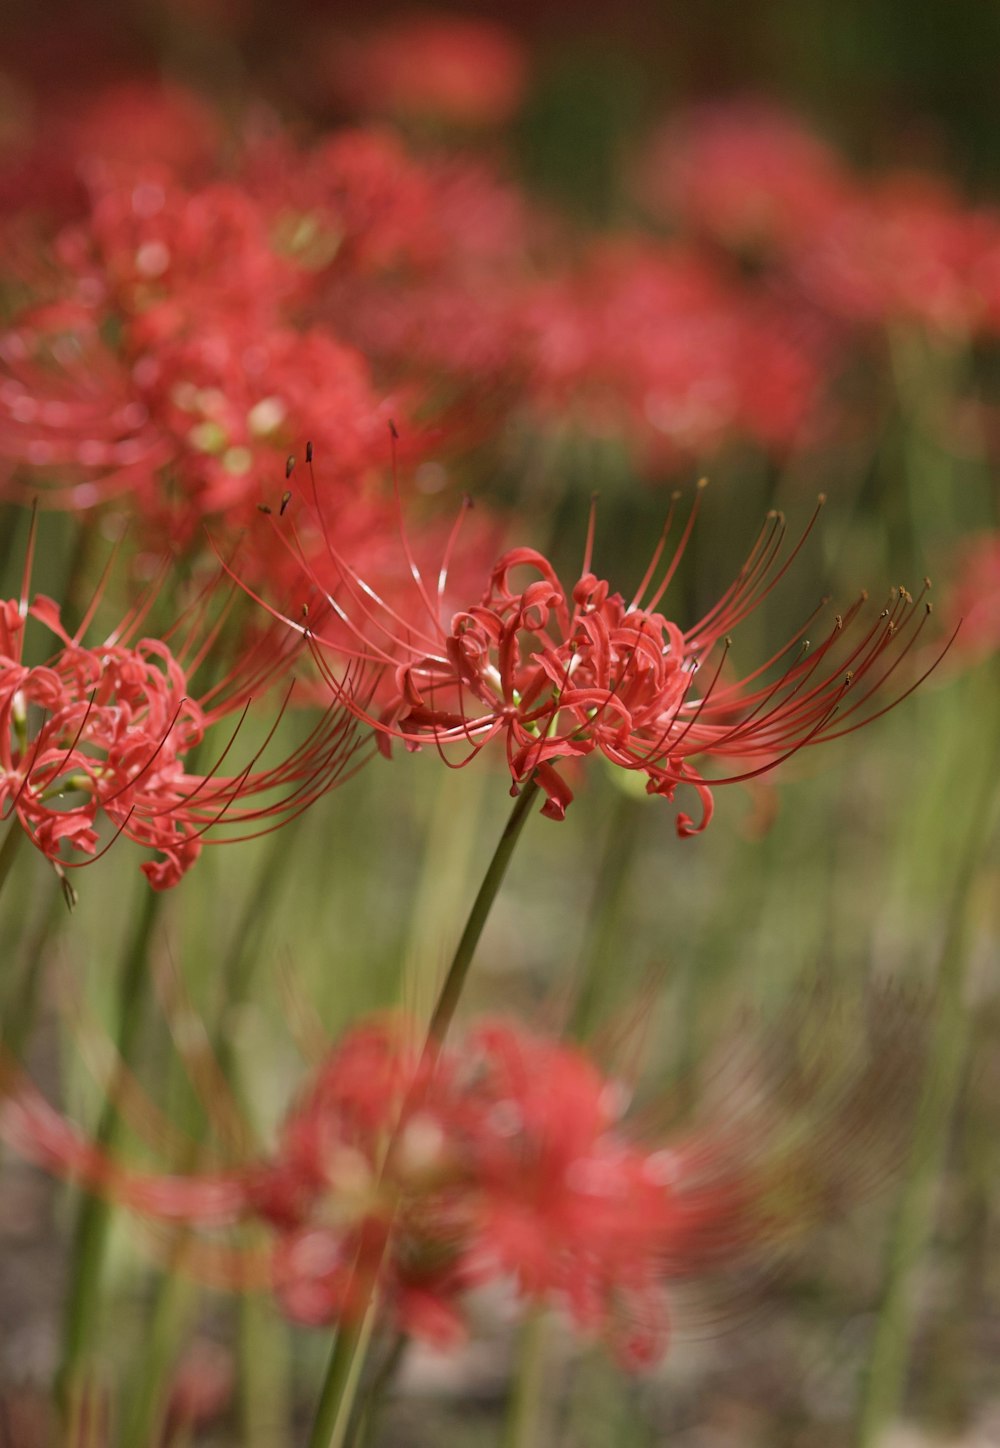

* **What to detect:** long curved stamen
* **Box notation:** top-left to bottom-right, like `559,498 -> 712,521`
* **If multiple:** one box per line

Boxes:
629,492 -> 680,612
646,478 -> 708,614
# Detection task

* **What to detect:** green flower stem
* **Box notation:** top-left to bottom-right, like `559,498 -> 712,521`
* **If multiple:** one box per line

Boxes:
122,1248 -> 195,1445
306,776 -> 541,1448
855,708 -> 1000,1446
0,822 -> 23,906
238,1248 -> 292,1448
569,791 -> 642,1040
57,884 -> 163,1413
425,776 -> 540,1049
351,1333 -> 407,1448
306,1290 -> 381,1448
118,830 -> 298,1444
502,1309 -> 549,1448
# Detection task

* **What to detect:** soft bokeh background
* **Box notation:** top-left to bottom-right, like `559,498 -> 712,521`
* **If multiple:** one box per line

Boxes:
0,2 -> 998,1445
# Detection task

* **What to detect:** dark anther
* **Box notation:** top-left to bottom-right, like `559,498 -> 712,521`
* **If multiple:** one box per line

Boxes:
285,455 -> 295,479
280,490 -> 292,516
305,441 -> 314,463
389,419 -> 400,440
257,504 -> 272,514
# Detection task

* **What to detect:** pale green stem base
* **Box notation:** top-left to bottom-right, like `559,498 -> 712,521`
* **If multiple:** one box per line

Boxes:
503,1309 -> 549,1448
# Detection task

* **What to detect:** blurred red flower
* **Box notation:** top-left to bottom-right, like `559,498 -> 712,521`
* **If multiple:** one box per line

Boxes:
325,15 -> 528,127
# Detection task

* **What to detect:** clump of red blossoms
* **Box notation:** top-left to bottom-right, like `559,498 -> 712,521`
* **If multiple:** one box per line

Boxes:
0,1018 -> 753,1366
0,549 -> 370,888
522,242 -> 828,468
637,98 -> 851,259
797,172 -> 1000,339
249,484 -> 945,833
323,14 -> 529,128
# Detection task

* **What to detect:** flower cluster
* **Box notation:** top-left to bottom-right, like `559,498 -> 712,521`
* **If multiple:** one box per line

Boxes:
323,15 -> 529,127
523,242 -> 828,468
252,488 -> 942,832
0,561 -> 368,888
6,73 -> 1000,551
0,1017 -> 753,1366
638,98 -> 1000,342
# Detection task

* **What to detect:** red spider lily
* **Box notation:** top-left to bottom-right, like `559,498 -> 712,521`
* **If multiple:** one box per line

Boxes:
638,99 -> 851,258
0,78 -> 221,241
0,141 -> 403,531
242,475 -> 947,833
522,242 -> 829,467
0,535 -> 373,888
798,172 -> 1000,339
943,532 -> 1000,667
0,1017 -> 757,1366
322,15 -> 529,127
0,298 -> 395,534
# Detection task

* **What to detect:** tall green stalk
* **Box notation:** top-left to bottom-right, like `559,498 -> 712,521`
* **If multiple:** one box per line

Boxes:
57,885 -> 163,1413
502,1309 -> 549,1448
425,777 -> 539,1048
855,702 -> 1000,1445
305,776 -> 541,1448
568,790 -> 642,1041
119,829 -> 298,1446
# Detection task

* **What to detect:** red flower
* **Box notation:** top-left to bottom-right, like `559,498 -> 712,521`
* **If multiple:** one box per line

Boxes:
639,99 -> 850,258
323,15 -> 528,128
0,545 -> 372,888
943,532 -> 1000,667
0,1005 -> 914,1367
522,242 -> 828,467
799,172 -> 1000,338
247,486 -> 944,833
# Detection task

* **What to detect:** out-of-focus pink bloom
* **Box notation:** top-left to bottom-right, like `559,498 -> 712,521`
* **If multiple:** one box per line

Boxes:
248,127 -> 441,278
0,224 -> 396,532
0,122 -> 546,528
0,546 -> 372,887
66,170 -> 302,339
243,126 -> 542,420
0,1017 -> 758,1366
250,486 -> 941,832
0,79 -> 222,230
522,243 -> 828,466
164,1342 -> 235,1436
0,140 -> 345,523
65,80 -> 223,184
639,99 -> 851,256
325,15 -> 528,127
945,533 -> 1000,665
799,173 -> 1000,338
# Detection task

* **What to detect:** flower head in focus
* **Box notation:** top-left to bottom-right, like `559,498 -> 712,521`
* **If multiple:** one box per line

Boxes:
247,473 -> 945,833
0,535 -> 372,889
